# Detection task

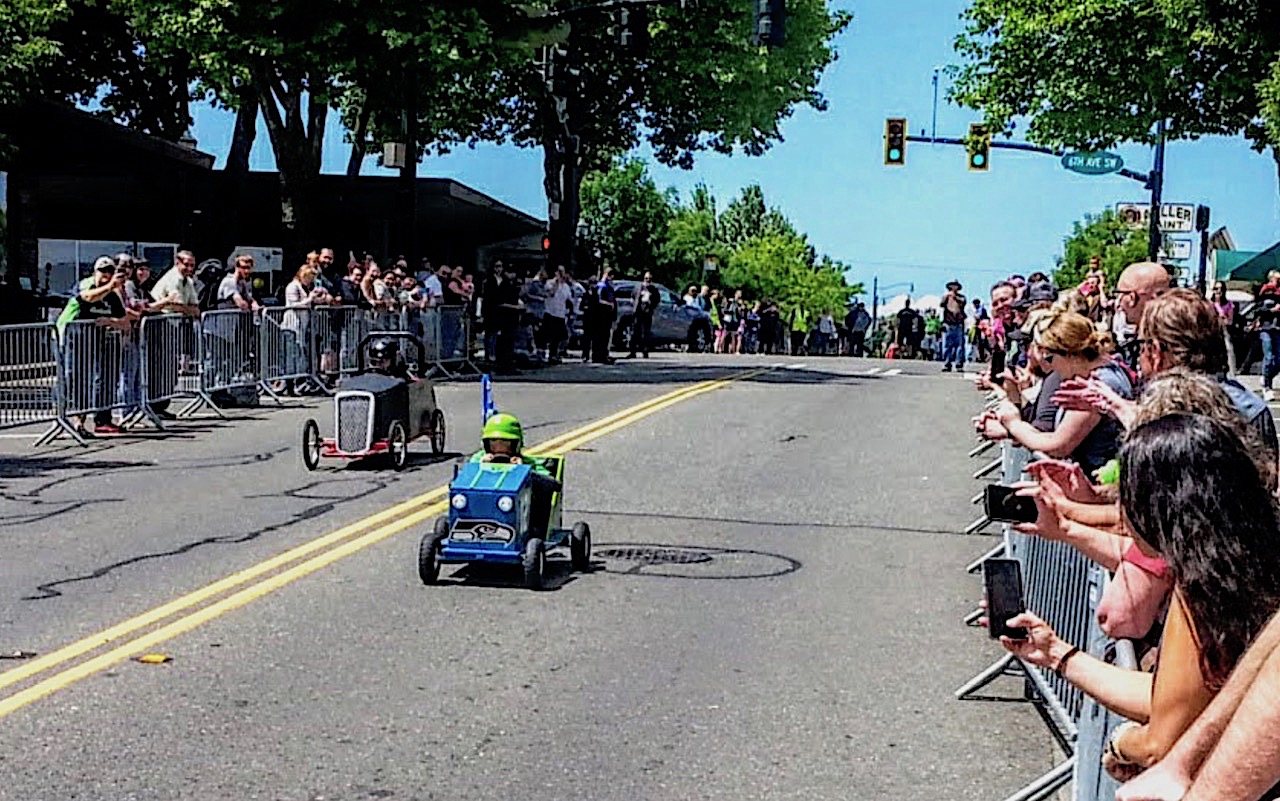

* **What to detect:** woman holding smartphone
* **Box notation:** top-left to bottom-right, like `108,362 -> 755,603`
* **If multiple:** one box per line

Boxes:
982,309 -> 1134,475
994,414 -> 1280,781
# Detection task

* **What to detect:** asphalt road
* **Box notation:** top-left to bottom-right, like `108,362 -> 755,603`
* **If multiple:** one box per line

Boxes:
0,354 -> 1051,800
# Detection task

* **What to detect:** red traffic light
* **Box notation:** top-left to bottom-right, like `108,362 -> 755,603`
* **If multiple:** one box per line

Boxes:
541,235 -> 552,252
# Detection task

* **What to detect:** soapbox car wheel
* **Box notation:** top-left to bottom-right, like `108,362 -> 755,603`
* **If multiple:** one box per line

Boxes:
387,420 -> 409,471
300,418 -> 322,471
430,409 -> 446,455
418,518 -> 449,585
523,538 -> 546,591
570,522 -> 591,572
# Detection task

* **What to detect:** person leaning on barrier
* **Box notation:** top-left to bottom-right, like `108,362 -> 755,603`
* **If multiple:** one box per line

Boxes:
55,257 -> 132,435
1018,371 -> 1277,642
150,251 -> 201,318
1118,611 -> 1280,801
978,309 -> 1135,475
218,254 -> 262,312
989,414 -> 1280,784
1055,288 -> 1279,465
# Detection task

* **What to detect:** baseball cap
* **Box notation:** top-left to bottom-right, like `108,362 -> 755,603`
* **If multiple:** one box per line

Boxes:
93,256 -> 117,273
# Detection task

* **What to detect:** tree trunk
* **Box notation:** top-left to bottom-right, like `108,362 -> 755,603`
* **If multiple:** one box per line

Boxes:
226,92 -> 259,174
252,72 -> 328,268
347,103 -> 371,177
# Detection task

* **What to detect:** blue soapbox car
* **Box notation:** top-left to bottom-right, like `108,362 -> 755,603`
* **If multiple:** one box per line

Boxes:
417,455 -> 591,590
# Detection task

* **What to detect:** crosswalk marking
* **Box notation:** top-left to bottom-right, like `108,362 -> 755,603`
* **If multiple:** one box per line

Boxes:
884,368 -> 903,376
864,367 -> 882,375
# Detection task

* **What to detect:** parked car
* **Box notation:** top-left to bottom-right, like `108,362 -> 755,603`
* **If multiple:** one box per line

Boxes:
610,280 -> 714,352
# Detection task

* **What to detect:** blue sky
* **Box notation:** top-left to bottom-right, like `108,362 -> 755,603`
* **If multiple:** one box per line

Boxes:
190,0 -> 1280,302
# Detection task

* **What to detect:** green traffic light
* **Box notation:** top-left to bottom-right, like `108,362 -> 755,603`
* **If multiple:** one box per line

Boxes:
889,148 -> 901,161
972,154 -> 986,167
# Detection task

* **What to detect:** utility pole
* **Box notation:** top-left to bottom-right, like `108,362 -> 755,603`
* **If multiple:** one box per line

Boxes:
1146,119 -> 1166,263
931,67 -> 939,142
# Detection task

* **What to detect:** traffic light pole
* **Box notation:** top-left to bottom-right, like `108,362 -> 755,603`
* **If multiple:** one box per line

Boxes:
905,135 -> 1154,186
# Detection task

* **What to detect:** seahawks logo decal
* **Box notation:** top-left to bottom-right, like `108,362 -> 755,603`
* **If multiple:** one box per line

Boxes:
451,520 -> 516,542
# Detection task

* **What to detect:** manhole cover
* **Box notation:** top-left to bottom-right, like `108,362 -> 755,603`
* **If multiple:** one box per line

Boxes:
594,544 -> 800,580
595,546 -> 714,566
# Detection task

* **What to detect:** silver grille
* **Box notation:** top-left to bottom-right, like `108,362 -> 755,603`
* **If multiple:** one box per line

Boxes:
336,392 -> 373,452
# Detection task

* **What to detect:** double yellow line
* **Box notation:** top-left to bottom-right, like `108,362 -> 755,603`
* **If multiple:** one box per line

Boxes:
0,369 -> 764,719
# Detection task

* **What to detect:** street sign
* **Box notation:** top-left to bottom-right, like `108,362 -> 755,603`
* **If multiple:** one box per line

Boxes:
1159,239 -> 1193,261
1116,202 -> 1197,234
1061,151 -> 1124,175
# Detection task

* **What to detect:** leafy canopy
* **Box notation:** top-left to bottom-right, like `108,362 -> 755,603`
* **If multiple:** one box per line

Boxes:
950,0 -> 1275,152
1053,210 -> 1151,290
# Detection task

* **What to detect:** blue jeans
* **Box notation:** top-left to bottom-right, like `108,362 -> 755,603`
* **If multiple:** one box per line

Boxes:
943,323 -> 966,367
1262,329 -> 1280,388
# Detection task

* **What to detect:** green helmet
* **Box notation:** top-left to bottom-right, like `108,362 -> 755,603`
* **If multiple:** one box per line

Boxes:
481,413 -> 523,449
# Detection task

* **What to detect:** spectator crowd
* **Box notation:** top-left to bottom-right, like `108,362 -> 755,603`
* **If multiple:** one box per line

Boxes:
966,257 -> 1280,801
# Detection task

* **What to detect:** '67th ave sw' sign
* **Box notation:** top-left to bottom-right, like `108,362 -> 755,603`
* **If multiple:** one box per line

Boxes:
1061,151 -> 1125,175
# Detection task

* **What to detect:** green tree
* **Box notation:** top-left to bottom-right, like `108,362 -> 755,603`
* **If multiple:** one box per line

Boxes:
661,185 -> 725,289
503,0 -> 852,266
579,158 -> 675,277
1,0 -> 193,154
716,184 -> 795,251
1053,210 -> 1151,290
722,230 -> 852,316
120,0 -> 523,255
950,0 -> 1280,182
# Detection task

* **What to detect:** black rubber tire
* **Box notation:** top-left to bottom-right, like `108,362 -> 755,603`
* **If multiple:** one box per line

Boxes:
613,317 -> 634,351
418,518 -> 448,585
523,538 -> 546,591
430,409 -> 446,455
301,418 -> 321,471
688,323 -> 711,353
388,420 -> 409,471
570,522 -> 591,572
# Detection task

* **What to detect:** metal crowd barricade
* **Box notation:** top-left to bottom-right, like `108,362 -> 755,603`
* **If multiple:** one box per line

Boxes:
138,313 -> 208,426
53,319 -> 131,442
312,305 -> 370,377
960,439 -> 1142,801
0,323 -> 80,445
259,306 -> 323,398
197,309 -> 259,412
433,305 -> 479,378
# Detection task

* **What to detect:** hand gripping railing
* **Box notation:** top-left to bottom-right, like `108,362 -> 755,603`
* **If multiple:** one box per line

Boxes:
959,440 -> 1140,801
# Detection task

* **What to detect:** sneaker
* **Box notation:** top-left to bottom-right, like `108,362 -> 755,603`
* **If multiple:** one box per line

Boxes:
94,423 -> 123,435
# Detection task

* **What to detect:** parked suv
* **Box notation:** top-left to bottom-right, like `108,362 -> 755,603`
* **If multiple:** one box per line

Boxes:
611,280 -> 714,352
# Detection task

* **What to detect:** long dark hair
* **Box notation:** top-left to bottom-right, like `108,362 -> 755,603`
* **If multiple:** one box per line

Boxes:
1120,414 -> 1280,687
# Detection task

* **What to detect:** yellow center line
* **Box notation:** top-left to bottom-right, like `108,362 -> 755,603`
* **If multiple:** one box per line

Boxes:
0,368 -> 767,717
0,378 -> 718,697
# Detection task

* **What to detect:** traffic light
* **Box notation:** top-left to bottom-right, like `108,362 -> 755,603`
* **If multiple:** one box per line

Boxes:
967,123 -> 990,171
751,0 -> 785,48
546,46 -> 579,97
884,118 -> 906,166
541,234 -> 552,253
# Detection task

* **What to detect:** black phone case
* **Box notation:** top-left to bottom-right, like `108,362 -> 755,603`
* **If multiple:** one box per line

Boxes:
984,484 -> 1039,524
983,558 -> 1027,640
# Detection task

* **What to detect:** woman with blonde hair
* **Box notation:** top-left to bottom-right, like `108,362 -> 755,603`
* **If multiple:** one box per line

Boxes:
984,309 -> 1135,473
277,264 -> 329,395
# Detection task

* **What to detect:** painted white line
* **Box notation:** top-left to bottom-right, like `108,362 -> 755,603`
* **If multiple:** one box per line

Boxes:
771,363 -> 787,369
0,433 -> 39,439
787,363 -> 808,370
863,367 -> 882,375
884,368 -> 904,376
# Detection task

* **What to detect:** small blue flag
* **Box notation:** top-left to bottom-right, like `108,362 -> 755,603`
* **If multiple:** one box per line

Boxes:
481,374 -> 498,426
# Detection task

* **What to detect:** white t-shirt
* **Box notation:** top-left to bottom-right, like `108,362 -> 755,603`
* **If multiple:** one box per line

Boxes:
422,275 -> 444,304
150,267 -> 199,306
544,280 -> 573,318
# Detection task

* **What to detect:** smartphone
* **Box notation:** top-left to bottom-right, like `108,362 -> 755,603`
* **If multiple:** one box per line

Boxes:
990,346 -> 1006,381
983,558 -> 1027,640
984,484 -> 1039,524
